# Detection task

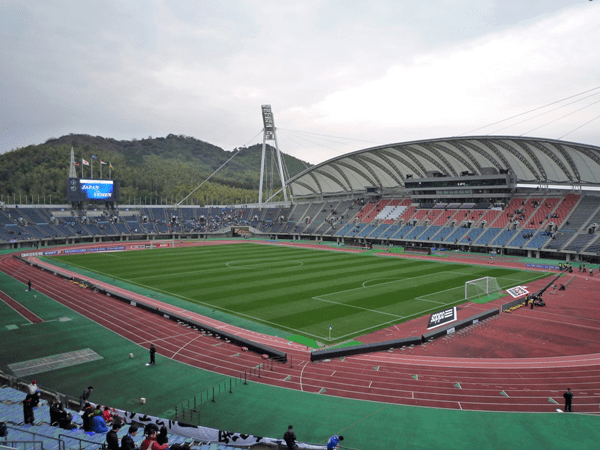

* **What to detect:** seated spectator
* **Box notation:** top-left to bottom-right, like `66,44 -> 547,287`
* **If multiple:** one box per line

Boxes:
106,422 -> 122,450
93,411 -> 109,433
81,403 -> 95,431
156,426 -> 168,446
141,429 -> 168,450
144,423 -> 159,437
103,406 -> 113,424
50,398 -> 74,429
121,425 -> 139,450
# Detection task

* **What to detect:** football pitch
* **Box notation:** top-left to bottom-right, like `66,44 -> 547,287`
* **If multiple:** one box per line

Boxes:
49,243 -> 550,343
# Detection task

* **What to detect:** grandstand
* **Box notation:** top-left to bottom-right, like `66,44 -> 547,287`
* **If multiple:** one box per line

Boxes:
1,136 -> 599,262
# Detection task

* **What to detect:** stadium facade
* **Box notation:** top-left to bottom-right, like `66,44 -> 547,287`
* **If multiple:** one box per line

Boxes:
1,135 -> 600,262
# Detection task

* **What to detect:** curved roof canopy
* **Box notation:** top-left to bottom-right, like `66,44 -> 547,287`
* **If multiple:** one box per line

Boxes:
287,136 -> 600,197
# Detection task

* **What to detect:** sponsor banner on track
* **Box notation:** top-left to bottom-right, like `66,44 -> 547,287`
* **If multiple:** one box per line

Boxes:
20,252 -> 43,258
21,250 -> 62,257
427,307 -> 457,329
506,285 -> 529,298
64,245 -> 126,255
526,263 -> 559,270
64,248 -> 88,254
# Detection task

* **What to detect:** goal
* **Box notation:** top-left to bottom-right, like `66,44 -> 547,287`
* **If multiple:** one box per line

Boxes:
465,276 -> 501,300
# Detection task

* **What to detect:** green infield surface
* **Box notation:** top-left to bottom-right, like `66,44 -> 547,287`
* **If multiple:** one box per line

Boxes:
49,244 -> 549,343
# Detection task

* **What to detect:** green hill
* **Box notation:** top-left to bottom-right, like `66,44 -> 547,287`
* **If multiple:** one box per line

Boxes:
0,134 -> 311,205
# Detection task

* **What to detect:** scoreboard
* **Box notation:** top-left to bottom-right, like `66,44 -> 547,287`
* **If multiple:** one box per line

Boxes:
66,178 -> 120,202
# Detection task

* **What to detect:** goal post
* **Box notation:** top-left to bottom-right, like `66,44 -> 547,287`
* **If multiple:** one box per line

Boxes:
465,276 -> 501,300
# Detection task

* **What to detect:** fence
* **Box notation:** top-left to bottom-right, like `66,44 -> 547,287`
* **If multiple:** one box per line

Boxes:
174,355 -> 292,425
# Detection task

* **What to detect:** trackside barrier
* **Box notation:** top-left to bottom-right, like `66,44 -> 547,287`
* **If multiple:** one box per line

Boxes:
157,310 -> 287,361
310,336 -> 422,362
501,297 -> 527,312
13,255 -> 287,362
422,308 -> 499,342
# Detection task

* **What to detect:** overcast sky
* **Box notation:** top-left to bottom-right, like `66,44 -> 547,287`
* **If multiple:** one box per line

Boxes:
1,0 -> 599,164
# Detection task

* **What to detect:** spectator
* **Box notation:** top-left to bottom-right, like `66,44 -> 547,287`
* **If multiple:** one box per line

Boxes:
156,426 -> 168,446
93,411 -> 109,433
103,406 -> 113,424
121,425 -> 139,450
50,398 -> 74,429
27,380 -> 37,395
22,394 -> 35,425
27,380 -> 40,407
283,425 -> 298,449
144,423 -> 159,437
82,403 -> 95,432
141,429 -> 168,450
107,422 -> 122,450
79,386 -> 93,410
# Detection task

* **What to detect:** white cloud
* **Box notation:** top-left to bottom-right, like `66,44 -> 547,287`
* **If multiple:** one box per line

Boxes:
1,0 -> 599,165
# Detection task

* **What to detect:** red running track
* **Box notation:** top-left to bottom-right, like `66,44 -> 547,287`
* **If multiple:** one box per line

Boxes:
2,242 -> 600,414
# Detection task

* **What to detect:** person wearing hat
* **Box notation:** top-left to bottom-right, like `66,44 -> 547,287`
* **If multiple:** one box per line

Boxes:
27,380 -> 37,395
27,380 -> 40,407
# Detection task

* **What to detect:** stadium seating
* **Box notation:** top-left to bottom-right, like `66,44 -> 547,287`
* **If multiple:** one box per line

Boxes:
1,193 -> 599,257
0,386 -> 243,450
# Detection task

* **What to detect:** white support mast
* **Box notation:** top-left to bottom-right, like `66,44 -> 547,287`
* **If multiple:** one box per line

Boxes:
259,105 -> 289,206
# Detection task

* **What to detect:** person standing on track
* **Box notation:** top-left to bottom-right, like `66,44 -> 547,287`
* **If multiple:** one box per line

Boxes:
149,344 -> 156,365
563,388 -> 573,412
27,280 -> 32,291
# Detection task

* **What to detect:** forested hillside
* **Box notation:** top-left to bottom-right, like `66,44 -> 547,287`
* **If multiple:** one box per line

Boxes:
0,134 -> 311,205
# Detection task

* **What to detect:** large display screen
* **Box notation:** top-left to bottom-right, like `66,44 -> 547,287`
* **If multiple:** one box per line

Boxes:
66,178 -> 120,202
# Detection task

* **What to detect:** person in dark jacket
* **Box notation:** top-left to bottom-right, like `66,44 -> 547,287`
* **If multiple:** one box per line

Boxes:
149,344 -> 156,365
121,425 -> 139,450
50,398 -> 74,429
82,403 -> 95,432
79,386 -> 93,410
283,425 -> 298,449
106,422 -> 122,450
563,388 -> 574,412
23,394 -> 35,425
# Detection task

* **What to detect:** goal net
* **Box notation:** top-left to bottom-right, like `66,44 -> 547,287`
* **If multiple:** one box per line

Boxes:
465,276 -> 502,301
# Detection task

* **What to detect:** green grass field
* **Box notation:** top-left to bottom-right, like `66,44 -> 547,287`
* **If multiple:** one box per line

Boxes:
49,243 -> 550,343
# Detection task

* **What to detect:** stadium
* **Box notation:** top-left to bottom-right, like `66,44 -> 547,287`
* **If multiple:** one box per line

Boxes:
2,130 -> 600,449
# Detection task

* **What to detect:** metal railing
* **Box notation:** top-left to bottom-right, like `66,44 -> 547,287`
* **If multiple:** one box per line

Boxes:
58,434 -> 104,450
1,441 -> 44,450
4,427 -> 58,450
174,355 -> 293,425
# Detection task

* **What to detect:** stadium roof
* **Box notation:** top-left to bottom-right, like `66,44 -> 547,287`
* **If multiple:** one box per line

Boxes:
287,136 -> 600,197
